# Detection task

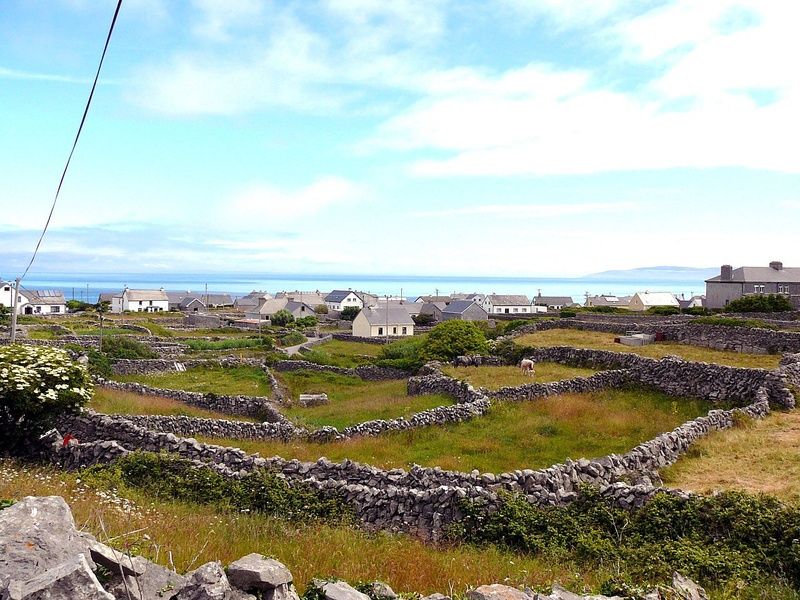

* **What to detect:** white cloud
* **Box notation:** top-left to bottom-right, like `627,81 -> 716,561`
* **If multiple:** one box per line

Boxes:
500,0 -> 630,28
0,66 -> 90,84
412,201 -> 638,218
223,176 -> 365,223
191,0 -> 263,41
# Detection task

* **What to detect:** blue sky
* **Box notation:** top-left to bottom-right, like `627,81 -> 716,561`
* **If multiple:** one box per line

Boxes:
1,0 -> 798,278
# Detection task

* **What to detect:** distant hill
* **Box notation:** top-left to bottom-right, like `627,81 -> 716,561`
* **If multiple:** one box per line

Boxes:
583,266 -> 717,281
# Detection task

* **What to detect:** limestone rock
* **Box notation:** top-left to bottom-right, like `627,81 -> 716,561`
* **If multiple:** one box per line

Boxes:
226,554 -> 292,591
311,580 -> 370,600
172,562 -> 233,600
88,540 -> 146,577
367,582 -> 396,600
3,554 -> 114,600
671,573 -> 708,600
103,556 -> 186,600
0,496 -> 96,591
420,594 -> 450,600
467,584 -> 536,600
547,583 -> 622,599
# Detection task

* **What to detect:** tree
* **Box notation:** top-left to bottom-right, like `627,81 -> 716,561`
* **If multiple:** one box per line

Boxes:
295,315 -> 318,328
419,321 -> 489,362
412,313 -> 435,326
340,306 -> 361,321
270,309 -> 295,326
314,304 -> 329,315
725,294 -> 793,313
0,345 -> 92,452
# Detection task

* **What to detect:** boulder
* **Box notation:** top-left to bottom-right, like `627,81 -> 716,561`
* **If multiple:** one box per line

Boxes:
172,562 -> 233,600
671,573 -> 708,600
547,584 -> 622,599
467,584 -> 536,600
311,580 -> 370,600
0,496 -> 96,591
420,595 -> 450,600
226,554 -> 292,591
103,556 -> 186,600
3,554 -> 114,600
88,540 -> 146,577
367,582 -> 396,600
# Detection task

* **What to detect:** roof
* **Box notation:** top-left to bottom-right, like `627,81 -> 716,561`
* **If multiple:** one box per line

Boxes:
486,294 -> 531,305
205,293 -> 233,305
180,297 -> 206,309
420,301 -> 448,315
414,295 -> 452,303
325,290 -> 359,303
276,291 -> 327,306
256,298 -> 289,315
707,265 -> 800,283
442,300 -> 486,315
632,292 -> 679,307
533,296 -> 574,306
124,289 -> 169,302
21,289 -> 66,305
358,306 -> 415,326
98,292 -> 119,303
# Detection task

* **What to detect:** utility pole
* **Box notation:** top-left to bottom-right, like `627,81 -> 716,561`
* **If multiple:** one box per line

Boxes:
205,283 -> 209,310
9,278 -> 20,343
385,295 -> 389,345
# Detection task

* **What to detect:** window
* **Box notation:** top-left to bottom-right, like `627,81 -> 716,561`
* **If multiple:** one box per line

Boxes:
513,308 -> 518,313
392,327 -> 397,334
522,308 -> 528,312
779,285 -> 789,294
504,308 -> 510,313
402,326 -> 407,334
754,285 -> 765,294
378,327 -> 383,335
52,306 -> 60,313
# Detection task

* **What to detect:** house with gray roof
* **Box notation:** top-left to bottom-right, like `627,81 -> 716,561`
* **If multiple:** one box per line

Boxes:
19,289 -> 66,315
532,294 -> 576,310
482,294 -> 532,315
246,298 -> 315,321
107,288 -> 169,313
705,261 -> 800,309
419,301 -> 449,321
414,295 -> 452,304
352,306 -> 415,338
441,300 -> 488,322
585,294 -> 632,308
324,290 -> 365,312
234,291 -> 272,311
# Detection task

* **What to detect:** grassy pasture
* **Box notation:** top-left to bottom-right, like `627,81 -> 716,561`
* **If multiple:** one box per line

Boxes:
515,329 -> 781,369
88,386 -> 256,421
662,410 -> 800,502
0,460 -> 597,596
440,363 -> 598,390
114,365 -> 272,397
302,339 -> 382,368
200,387 -> 708,473
278,370 -> 451,429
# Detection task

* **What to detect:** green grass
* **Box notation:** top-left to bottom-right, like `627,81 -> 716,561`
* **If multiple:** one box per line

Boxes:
27,328 -> 63,340
173,327 -> 257,338
200,387 -> 708,473
88,386 -> 256,421
184,338 -> 269,351
515,329 -> 781,369
72,327 -> 145,336
278,370 -> 452,429
440,363 -> 598,390
301,339 -> 383,368
114,365 -> 272,397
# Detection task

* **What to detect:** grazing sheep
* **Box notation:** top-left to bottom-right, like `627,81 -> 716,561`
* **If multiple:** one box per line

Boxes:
519,358 -> 536,377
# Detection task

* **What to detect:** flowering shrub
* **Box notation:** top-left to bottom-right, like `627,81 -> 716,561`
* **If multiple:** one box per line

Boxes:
0,344 -> 92,452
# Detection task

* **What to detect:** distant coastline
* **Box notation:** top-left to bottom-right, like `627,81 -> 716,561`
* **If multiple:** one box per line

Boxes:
13,270 -> 710,304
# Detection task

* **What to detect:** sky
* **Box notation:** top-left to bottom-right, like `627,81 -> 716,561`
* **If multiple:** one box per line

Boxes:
1,0 -> 798,279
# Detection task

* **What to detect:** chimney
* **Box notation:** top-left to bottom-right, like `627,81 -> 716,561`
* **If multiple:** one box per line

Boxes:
720,265 -> 733,281
770,260 -> 783,271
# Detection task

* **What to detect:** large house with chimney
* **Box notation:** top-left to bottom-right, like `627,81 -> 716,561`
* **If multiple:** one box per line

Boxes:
705,261 -> 800,309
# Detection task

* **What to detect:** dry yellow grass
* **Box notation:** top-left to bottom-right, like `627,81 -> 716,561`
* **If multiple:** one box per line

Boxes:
88,387 -> 256,421
515,329 -> 781,369
440,363 -> 598,390
0,460 -> 600,595
661,410 -> 800,502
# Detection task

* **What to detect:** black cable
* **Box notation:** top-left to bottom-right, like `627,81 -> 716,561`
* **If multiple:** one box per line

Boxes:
19,0 -> 123,280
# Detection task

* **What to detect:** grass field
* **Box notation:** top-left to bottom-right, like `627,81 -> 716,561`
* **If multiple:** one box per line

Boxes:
278,370 -> 451,429
72,327 -> 145,336
302,339 -> 382,368
515,329 -> 781,369
88,387 -> 255,421
440,363 -> 598,390
0,460 -> 601,596
662,410 -> 800,502
114,365 -> 272,397
200,387 -> 708,473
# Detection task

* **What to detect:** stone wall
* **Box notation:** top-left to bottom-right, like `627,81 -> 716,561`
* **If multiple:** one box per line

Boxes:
96,380 -> 286,422
273,359 -> 408,381
331,333 -> 389,345
121,414 -> 303,441
110,356 -> 264,375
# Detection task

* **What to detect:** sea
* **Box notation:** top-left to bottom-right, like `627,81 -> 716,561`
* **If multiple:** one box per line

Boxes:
15,272 -> 710,304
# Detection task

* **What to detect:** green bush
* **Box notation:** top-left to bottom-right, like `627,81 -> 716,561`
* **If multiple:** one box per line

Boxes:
646,306 -> 681,315
87,349 -> 112,378
295,316 -> 318,328
419,321 -> 488,362
455,487 -> 800,590
582,305 -> 629,314
65,299 -> 93,312
279,331 -> 306,346
682,306 -> 708,316
0,499 -> 15,510
376,335 -> 427,371
101,336 -> 158,360
271,309 -> 295,326
340,306 -> 361,321
314,304 -> 329,315
694,316 -> 776,330
84,452 -> 352,523
185,337 -> 273,351
725,294 -> 793,313
502,319 -> 531,334
559,310 -> 577,318
412,313 -> 436,326
0,345 -> 92,452
490,338 -> 527,365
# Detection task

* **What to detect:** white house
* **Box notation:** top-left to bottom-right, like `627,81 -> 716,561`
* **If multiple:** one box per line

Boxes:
0,280 -> 29,315
482,294 -> 532,315
19,289 -> 66,315
324,290 -> 364,312
352,306 -> 415,338
246,298 -> 316,321
628,291 -> 680,312
111,288 -> 170,313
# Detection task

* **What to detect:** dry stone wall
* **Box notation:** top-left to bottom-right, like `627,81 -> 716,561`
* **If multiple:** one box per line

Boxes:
273,359 -> 408,381
121,414 -> 303,441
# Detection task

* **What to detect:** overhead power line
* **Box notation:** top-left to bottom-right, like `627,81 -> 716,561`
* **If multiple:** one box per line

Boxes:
18,0 -> 123,281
